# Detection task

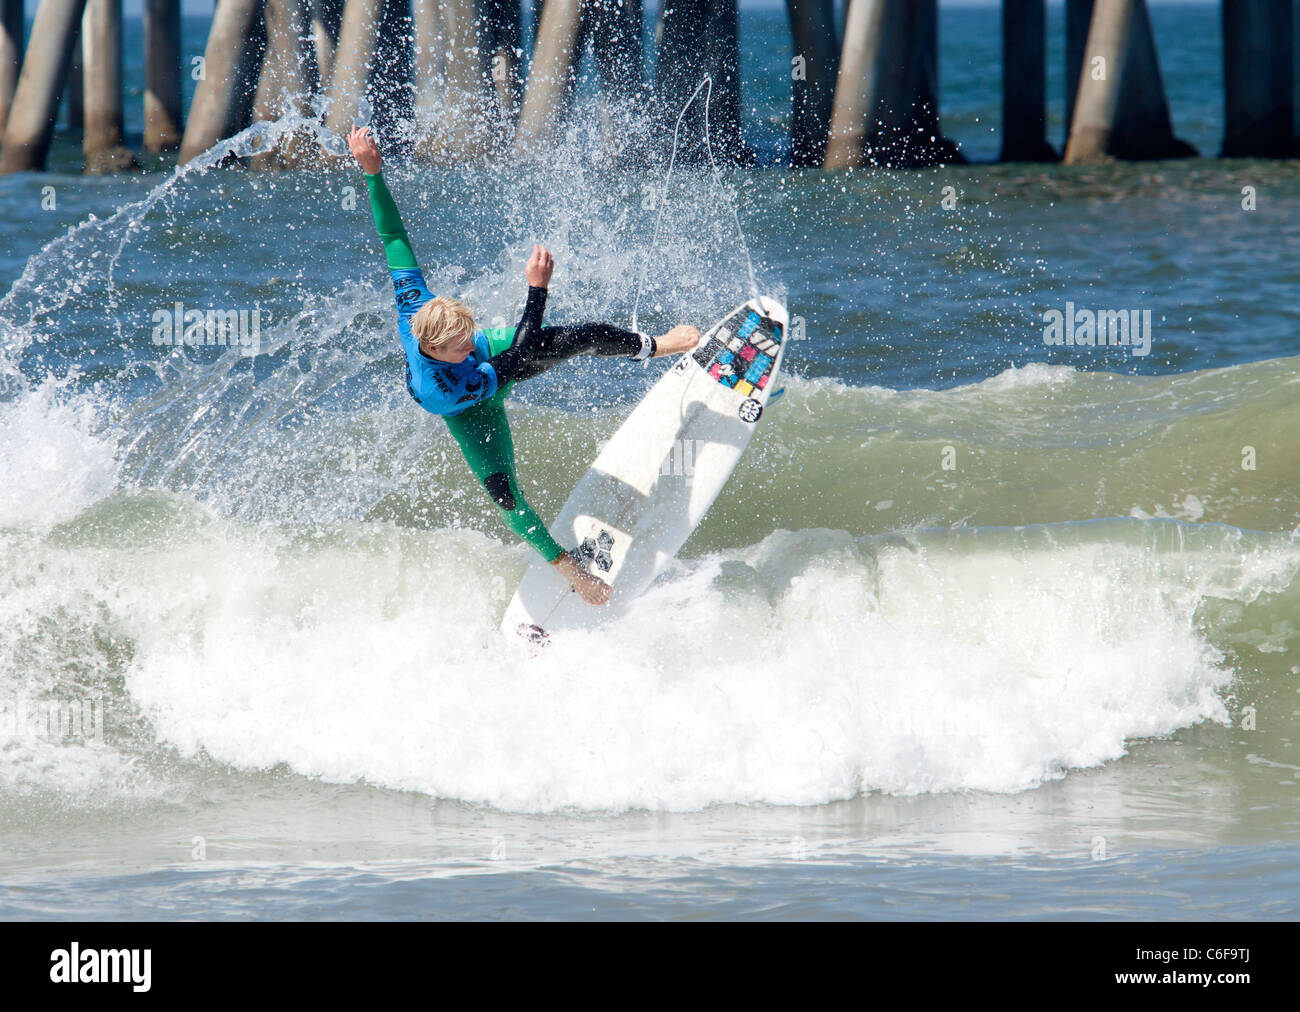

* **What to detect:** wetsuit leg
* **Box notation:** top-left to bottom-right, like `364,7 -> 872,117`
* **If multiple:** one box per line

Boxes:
442,391 -> 566,563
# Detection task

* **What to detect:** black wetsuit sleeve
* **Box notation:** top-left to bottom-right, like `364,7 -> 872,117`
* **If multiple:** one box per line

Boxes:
490,286 -> 650,386
518,286 -> 548,338
488,286 -> 547,385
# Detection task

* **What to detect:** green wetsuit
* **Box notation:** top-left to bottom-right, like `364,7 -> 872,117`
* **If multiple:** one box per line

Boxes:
442,357 -> 563,561
365,172 -> 650,563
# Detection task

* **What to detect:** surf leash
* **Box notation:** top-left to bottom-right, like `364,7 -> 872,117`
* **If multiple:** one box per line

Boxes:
631,75 -> 761,343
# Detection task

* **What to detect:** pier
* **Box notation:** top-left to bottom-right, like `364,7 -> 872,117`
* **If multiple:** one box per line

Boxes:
0,0 -> 1296,174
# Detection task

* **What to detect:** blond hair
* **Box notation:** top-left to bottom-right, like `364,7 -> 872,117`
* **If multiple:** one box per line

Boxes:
412,296 -> 475,355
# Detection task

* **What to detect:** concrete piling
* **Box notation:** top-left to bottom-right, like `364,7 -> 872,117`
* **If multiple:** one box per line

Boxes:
411,0 -> 441,120
368,0 -> 413,141
229,4 -> 268,136
178,0 -> 264,164
143,0 -> 183,151
894,0 -> 959,165
589,0 -> 644,104
485,0 -> 523,120
657,0 -> 745,162
825,0 -> 959,169
0,0 -> 88,173
1065,0 -> 1092,134
588,0 -> 645,161
252,0 -> 318,167
823,0 -> 894,170
1001,0 -> 1056,162
786,0 -> 839,167
514,0 -> 582,152
65,20 -> 82,128
82,0 -> 137,173
311,0 -> 343,89
1063,0 -> 1196,163
706,0 -> 743,160
321,0 -> 382,137
414,0 -> 503,162
0,0 -> 21,138
1222,0 -> 1295,156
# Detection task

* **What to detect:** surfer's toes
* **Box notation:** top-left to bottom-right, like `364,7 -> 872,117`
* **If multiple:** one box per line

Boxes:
569,571 -> 611,606
580,578 -> 612,607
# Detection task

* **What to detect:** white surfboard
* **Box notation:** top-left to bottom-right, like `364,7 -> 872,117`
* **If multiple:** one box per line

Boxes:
501,295 -> 789,642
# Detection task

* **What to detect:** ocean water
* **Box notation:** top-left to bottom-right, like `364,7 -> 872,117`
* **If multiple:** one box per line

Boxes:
1,4 -> 1298,920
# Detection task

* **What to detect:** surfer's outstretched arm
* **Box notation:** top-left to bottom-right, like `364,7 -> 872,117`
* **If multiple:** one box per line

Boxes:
348,126 -> 418,272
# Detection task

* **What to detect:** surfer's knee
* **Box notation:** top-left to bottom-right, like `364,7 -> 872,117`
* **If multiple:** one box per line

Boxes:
483,471 -> 517,512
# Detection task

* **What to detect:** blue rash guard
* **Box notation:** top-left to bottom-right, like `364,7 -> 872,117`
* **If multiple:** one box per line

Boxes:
390,269 -> 502,417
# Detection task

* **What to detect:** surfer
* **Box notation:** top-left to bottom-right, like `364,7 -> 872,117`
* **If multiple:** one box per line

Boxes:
348,126 -> 701,606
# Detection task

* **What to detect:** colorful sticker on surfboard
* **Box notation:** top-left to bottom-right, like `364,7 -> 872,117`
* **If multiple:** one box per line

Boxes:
693,306 -> 784,402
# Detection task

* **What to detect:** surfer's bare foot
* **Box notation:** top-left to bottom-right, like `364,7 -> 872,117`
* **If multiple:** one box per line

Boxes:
654,325 -> 702,356
552,553 -> 612,606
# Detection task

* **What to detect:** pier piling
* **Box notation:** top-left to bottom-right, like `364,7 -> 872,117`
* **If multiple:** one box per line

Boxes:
785,0 -> 838,166
320,0 -> 380,138
823,0 -> 894,170
589,0 -> 644,104
1065,0 -> 1091,134
657,0 -> 745,162
366,0 -> 413,144
178,0 -> 264,164
485,0 -> 523,121
1063,0 -> 1195,163
0,0 -> 87,173
64,23 -> 82,128
82,0 -> 137,172
411,0 -> 442,133
1001,0 -> 1056,162
514,0 -> 581,152
1222,0 -> 1295,156
825,0 -> 959,169
417,0 -> 504,161
311,0 -> 342,89
252,0 -> 318,167
0,0 -> 21,137
143,0 -> 183,151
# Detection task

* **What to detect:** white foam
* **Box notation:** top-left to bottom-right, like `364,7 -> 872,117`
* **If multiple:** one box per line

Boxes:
976,361 -> 1079,392
90,516 -> 1261,813
0,734 -> 164,806
0,384 -> 120,531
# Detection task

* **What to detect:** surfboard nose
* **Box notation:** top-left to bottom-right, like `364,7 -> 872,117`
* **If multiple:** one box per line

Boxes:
753,295 -> 789,326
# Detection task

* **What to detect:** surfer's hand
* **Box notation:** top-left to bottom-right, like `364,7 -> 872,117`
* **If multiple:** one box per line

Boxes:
348,126 -> 382,174
654,324 -> 702,356
525,245 -> 554,288
552,553 -> 612,606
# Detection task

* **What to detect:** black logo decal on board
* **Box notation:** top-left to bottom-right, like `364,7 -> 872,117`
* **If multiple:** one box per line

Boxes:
572,529 -> 616,573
